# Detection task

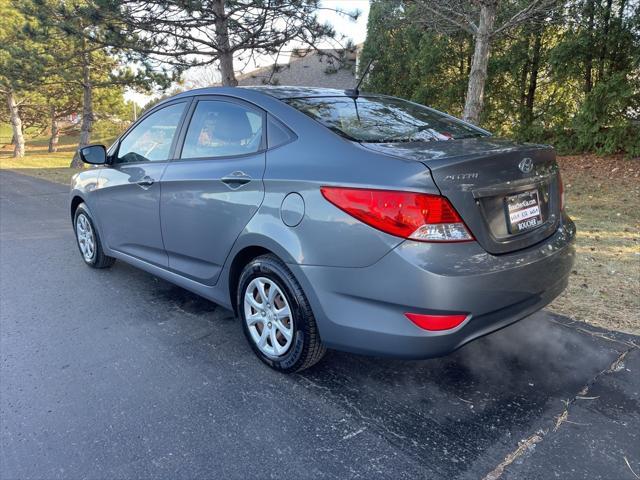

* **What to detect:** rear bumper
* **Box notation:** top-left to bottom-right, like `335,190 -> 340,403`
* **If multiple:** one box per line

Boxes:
289,215 -> 576,358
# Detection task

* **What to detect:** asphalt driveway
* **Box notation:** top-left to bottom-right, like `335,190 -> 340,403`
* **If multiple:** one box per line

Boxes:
1,170 -> 638,479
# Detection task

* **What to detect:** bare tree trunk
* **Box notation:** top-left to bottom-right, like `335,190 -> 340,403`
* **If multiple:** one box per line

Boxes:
463,2 -> 496,124
524,29 -> 542,126
218,51 -> 237,87
212,0 -> 238,86
78,61 -> 93,148
598,0 -> 613,81
6,91 -> 25,158
48,105 -> 59,153
71,52 -> 93,167
518,34 -> 531,125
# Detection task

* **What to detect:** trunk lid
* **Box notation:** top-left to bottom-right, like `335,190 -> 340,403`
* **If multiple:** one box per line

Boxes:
360,138 -> 562,254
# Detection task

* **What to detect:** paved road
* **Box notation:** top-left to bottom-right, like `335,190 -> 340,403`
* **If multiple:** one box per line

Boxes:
1,170 -> 638,480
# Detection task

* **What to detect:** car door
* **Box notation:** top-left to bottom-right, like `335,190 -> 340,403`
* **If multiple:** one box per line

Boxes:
95,100 -> 189,267
160,96 -> 266,285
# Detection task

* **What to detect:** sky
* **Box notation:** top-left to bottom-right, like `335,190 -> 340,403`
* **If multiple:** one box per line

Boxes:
125,0 -> 371,106
317,0 -> 370,46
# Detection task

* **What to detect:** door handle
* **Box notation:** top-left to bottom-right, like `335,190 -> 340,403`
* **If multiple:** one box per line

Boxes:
136,176 -> 155,189
221,171 -> 252,188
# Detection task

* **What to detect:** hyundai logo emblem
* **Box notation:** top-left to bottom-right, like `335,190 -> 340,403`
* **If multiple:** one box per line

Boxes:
518,157 -> 534,173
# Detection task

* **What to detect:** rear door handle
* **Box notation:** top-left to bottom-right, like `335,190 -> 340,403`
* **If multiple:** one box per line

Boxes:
136,176 -> 155,189
221,171 -> 252,188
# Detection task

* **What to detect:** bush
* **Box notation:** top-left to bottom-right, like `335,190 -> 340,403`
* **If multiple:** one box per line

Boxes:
570,74 -> 640,157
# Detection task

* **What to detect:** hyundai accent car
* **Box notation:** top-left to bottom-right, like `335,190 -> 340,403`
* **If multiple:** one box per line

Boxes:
70,86 -> 576,372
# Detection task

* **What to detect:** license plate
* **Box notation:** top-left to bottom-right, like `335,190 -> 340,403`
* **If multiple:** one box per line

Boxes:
505,190 -> 543,234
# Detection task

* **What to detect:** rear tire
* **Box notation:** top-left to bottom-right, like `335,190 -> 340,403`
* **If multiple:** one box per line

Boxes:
73,203 -> 115,269
237,254 -> 325,373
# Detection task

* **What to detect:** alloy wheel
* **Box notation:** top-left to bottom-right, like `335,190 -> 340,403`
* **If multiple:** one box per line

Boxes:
243,277 -> 294,357
76,213 -> 96,262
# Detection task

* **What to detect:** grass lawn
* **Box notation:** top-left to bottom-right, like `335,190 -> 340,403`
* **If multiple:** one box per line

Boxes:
549,155 -> 640,335
0,130 -> 116,184
0,123 -> 13,141
0,152 -> 80,184
2,132 -> 639,334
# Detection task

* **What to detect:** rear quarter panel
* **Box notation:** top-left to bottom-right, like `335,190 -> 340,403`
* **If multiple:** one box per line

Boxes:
242,101 -> 439,268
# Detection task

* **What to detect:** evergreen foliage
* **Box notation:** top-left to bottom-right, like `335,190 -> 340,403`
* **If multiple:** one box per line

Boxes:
362,0 -> 640,156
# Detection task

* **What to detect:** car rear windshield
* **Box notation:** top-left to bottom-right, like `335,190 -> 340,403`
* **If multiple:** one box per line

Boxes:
283,96 -> 488,143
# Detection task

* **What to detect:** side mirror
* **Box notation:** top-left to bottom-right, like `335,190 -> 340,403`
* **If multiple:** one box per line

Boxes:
78,144 -> 107,165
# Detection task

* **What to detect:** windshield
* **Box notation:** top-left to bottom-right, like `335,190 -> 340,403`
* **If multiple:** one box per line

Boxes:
284,96 -> 487,143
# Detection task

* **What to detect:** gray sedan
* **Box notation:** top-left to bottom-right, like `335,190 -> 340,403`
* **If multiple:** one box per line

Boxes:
70,86 -> 575,372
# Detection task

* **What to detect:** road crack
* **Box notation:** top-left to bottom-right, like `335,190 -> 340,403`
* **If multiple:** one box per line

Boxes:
482,346 -> 635,480
483,431 -> 545,480
553,348 -> 630,432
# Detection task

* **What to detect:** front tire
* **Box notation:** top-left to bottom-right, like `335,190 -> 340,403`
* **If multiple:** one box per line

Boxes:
73,203 -> 115,269
237,254 -> 325,373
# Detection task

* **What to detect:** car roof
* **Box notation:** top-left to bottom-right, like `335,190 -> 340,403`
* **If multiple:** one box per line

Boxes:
166,86 -> 370,102
149,86 -> 390,116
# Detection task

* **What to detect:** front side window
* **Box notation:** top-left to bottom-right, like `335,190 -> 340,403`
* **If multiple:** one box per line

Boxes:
116,102 -> 186,164
181,101 -> 264,159
284,96 -> 487,143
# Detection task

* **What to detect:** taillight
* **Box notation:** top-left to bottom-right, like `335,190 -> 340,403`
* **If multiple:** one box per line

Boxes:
558,172 -> 566,211
320,187 -> 473,242
405,312 -> 469,331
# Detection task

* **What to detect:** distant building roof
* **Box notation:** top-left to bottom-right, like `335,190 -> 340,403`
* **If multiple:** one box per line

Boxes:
240,86 -> 356,98
237,46 -> 362,90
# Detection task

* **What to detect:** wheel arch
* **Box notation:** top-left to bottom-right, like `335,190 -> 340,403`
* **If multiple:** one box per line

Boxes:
70,195 -> 85,220
228,246 -> 273,316
226,231 -> 302,315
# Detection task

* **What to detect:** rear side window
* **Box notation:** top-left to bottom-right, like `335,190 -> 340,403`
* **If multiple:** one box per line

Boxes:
181,101 -> 264,159
284,96 -> 487,143
116,102 -> 186,164
267,115 -> 295,148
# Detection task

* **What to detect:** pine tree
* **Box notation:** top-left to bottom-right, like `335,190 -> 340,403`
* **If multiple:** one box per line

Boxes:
0,0 -> 48,157
19,0 -> 172,166
362,0 -> 639,155
83,0 -> 354,86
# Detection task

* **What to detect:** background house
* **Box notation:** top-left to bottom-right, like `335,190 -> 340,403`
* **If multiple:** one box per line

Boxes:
237,45 -> 362,89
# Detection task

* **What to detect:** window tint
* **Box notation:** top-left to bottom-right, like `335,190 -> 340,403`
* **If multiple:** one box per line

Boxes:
284,96 -> 487,143
181,101 -> 263,159
116,102 -> 186,164
267,115 -> 294,148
